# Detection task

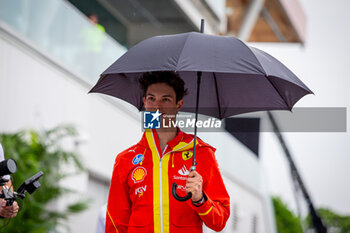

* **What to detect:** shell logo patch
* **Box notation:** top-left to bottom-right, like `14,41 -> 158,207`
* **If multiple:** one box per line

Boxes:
182,151 -> 193,161
132,154 -> 144,165
132,166 -> 147,183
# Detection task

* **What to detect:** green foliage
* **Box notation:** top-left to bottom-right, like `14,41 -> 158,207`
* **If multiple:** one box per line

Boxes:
272,196 -> 303,233
305,208 -> 350,233
0,125 -> 89,232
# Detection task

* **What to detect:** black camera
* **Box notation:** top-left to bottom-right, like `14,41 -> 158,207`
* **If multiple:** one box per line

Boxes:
0,158 -> 43,206
0,159 -> 17,186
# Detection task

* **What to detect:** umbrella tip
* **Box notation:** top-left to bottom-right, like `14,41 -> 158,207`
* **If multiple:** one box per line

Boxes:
200,19 -> 204,33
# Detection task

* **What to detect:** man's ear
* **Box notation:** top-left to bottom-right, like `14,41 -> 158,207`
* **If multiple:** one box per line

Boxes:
142,96 -> 145,105
177,99 -> 184,111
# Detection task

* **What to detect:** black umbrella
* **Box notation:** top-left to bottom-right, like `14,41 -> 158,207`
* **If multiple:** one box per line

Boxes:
90,21 -> 313,201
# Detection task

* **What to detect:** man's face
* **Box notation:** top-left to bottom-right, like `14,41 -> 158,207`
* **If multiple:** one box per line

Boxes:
143,82 -> 184,117
89,15 -> 98,24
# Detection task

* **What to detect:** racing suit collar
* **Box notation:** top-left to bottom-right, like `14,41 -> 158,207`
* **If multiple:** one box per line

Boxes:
139,128 -> 197,153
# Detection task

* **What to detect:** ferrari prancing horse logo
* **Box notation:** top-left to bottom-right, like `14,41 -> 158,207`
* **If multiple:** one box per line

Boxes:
182,151 -> 193,161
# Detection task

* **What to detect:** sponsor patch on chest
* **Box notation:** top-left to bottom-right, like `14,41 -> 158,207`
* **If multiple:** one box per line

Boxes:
135,185 -> 147,197
132,154 -> 144,165
178,165 -> 189,176
131,166 -> 147,183
182,151 -> 193,161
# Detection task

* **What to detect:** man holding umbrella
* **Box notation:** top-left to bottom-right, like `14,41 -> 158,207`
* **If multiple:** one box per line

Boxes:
91,26 -> 313,233
105,71 -> 230,233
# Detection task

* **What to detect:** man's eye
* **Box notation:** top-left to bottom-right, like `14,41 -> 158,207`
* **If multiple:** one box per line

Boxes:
163,98 -> 170,102
147,97 -> 154,101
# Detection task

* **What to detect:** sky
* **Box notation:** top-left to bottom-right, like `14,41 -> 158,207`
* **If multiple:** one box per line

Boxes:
254,0 -> 350,215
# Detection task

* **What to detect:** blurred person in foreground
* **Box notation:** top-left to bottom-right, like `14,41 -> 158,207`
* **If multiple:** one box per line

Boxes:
0,143 -> 19,218
96,203 -> 107,233
105,71 -> 230,233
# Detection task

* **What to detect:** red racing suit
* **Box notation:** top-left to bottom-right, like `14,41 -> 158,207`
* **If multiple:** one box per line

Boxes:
106,129 -> 230,233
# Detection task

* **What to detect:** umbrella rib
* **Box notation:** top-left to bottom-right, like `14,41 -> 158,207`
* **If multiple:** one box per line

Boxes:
213,73 -> 222,119
264,75 -> 292,110
175,33 -> 193,71
236,39 -> 267,74
236,41 -> 292,110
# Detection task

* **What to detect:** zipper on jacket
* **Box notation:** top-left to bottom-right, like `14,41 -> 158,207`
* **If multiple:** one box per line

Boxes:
159,157 -> 163,233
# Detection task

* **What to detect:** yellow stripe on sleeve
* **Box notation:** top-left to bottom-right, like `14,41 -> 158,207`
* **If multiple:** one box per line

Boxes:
107,208 -> 118,233
198,206 -> 214,216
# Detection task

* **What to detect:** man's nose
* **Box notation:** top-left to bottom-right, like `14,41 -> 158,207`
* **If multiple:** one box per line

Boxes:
153,99 -> 163,109
147,99 -> 161,112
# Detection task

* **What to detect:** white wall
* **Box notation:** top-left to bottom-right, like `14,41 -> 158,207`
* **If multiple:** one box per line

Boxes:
0,26 -> 141,178
0,27 -> 140,232
248,0 -> 350,215
200,132 -> 276,233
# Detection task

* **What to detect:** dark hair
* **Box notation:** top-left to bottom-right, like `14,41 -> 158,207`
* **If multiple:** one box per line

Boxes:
139,71 -> 188,102
88,13 -> 97,18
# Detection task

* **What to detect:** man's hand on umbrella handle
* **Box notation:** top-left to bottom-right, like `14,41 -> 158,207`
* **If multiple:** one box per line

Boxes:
186,170 -> 203,202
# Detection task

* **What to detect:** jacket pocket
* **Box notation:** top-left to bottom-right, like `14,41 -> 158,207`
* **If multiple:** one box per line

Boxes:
170,200 -> 202,227
128,204 -> 153,227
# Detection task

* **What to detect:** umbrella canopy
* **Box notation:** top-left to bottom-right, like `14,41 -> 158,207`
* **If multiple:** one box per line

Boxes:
90,32 -> 313,119
90,30 -> 313,202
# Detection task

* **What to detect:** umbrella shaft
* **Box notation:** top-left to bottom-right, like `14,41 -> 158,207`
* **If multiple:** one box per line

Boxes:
192,71 -> 202,169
